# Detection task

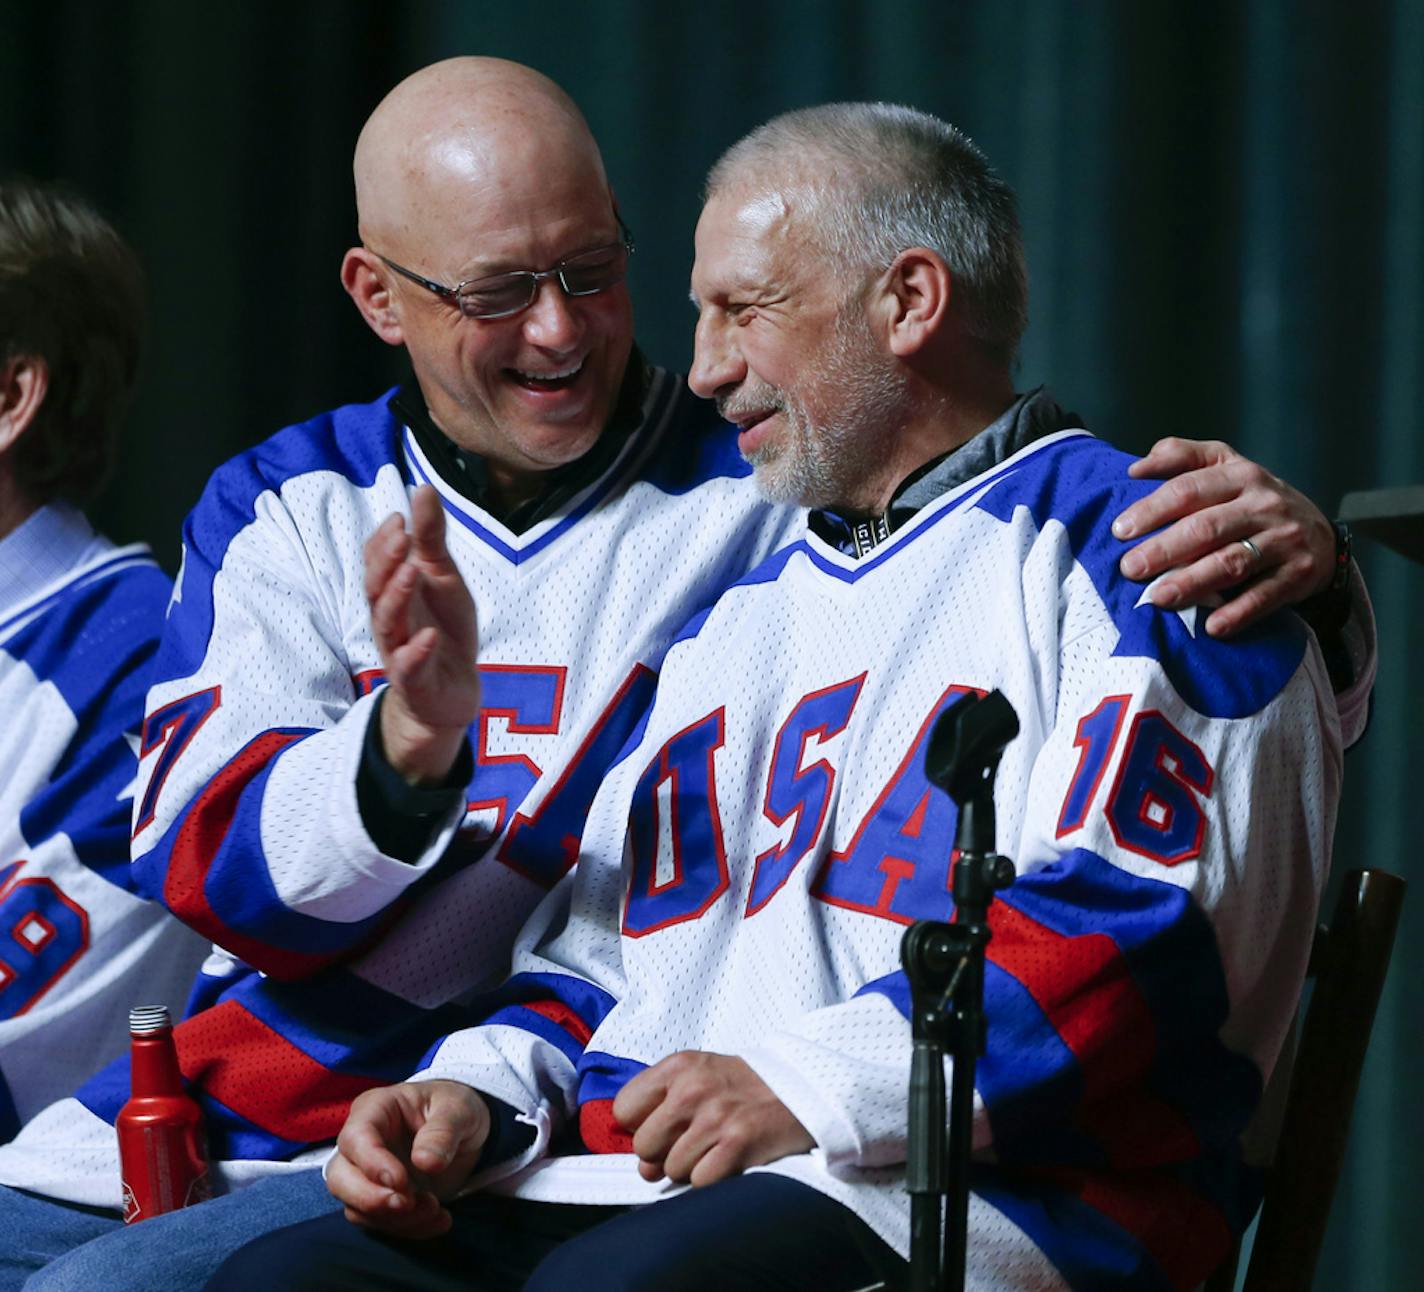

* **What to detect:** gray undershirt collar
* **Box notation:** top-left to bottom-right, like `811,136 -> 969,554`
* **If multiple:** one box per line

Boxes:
811,387 -> 1081,558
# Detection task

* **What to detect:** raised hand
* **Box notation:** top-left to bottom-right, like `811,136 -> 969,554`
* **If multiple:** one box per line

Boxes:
364,484 -> 481,782
613,1051 -> 813,1188
1112,437 -> 1337,638
326,1079 -> 490,1239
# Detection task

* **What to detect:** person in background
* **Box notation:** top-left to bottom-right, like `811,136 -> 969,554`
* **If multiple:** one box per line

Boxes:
0,177 -> 205,1144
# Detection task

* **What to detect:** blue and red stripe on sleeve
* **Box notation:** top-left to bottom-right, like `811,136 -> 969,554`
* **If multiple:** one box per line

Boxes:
857,849 -> 1260,1287
77,966 -> 487,1160
131,727 -> 477,981
427,971 -> 643,1155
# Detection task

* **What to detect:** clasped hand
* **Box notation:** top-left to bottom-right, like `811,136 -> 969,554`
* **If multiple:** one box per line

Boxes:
611,1051 -> 812,1187
328,1055 -> 813,1238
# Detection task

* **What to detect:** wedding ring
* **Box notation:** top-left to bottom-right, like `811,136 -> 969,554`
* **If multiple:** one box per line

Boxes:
1239,537 -> 1263,565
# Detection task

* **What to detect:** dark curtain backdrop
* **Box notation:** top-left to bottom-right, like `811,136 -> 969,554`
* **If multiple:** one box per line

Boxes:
3,2 -> 1419,1285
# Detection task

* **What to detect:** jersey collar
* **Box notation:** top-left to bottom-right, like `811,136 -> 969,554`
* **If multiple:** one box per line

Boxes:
808,387 -> 1080,557
391,351 -> 650,536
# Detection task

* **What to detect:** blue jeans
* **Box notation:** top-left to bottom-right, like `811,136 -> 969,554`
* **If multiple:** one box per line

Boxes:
0,1169 -> 338,1292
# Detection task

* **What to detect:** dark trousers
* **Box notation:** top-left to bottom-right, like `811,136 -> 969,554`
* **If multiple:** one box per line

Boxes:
204,1173 -> 907,1291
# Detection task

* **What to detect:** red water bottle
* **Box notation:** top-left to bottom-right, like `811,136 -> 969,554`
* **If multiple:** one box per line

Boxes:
116,1004 -> 211,1222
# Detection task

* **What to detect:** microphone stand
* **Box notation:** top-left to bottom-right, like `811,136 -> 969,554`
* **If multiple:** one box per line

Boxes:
902,689 -> 1018,1292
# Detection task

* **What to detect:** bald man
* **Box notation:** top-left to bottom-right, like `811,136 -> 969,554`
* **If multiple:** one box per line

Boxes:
0,57 -> 799,1292
0,59 -> 1367,1292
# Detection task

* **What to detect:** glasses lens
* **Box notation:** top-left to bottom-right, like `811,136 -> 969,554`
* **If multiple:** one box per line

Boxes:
458,273 -> 535,319
455,242 -> 631,318
559,244 -> 630,296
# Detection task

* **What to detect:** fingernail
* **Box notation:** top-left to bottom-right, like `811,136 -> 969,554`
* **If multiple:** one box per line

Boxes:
1112,517 -> 1133,539
1121,553 -> 1146,579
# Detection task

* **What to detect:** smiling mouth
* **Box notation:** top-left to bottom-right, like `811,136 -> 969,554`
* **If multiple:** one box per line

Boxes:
719,404 -> 775,435
508,359 -> 586,391
729,409 -> 782,461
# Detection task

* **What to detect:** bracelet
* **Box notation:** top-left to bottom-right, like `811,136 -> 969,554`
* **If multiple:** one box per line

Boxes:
1298,521 -> 1353,636
1324,520 -> 1352,595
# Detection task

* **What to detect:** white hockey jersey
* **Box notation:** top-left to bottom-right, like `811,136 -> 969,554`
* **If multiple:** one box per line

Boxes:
0,371 -> 800,1202
0,505 -> 205,1140
415,429 -> 1341,1291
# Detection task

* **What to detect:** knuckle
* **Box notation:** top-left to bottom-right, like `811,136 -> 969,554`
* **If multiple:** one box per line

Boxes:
1218,547 -> 1251,581
1283,554 -> 1315,588
1167,475 -> 1203,508
1248,476 -> 1286,509
680,1075 -> 716,1104
351,1087 -> 385,1115
1277,519 -> 1307,554
699,1095 -> 732,1123
1123,535 -> 1159,568
718,1122 -> 752,1156
1184,512 -> 1220,548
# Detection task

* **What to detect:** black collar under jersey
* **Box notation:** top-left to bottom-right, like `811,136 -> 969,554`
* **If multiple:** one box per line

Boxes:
390,350 -> 651,535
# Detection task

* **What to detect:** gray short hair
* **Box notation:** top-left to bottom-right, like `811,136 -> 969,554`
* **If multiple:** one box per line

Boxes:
706,103 -> 1027,363
0,177 -> 145,504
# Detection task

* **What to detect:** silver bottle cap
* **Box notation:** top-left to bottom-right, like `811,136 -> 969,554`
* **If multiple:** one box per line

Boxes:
128,1005 -> 172,1034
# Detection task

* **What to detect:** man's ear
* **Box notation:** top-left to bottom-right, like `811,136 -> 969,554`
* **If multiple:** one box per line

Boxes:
341,248 -> 405,347
0,355 -> 49,455
880,247 -> 952,358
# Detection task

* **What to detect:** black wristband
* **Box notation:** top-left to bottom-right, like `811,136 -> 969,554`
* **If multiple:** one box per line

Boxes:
356,689 -> 472,863
1324,520 -> 1352,594
473,1095 -> 538,1171
1298,521 -> 1353,637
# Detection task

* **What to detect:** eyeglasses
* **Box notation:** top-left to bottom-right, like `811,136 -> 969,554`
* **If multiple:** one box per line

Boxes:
374,216 -> 635,321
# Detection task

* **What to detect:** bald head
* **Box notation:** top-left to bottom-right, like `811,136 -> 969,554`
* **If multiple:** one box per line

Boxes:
354,57 -> 607,257
342,58 -> 634,499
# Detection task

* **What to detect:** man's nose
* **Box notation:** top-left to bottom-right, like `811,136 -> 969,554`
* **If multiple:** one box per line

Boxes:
521,278 -> 583,351
688,315 -> 744,400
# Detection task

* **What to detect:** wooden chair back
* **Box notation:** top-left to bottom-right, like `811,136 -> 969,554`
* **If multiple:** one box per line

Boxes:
1205,867 -> 1407,1292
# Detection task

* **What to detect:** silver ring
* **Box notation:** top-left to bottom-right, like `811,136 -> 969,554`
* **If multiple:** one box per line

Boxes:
1239,537 -> 1263,564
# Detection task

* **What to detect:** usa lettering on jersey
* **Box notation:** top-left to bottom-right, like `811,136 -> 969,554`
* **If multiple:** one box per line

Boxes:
414,430 -> 1339,1291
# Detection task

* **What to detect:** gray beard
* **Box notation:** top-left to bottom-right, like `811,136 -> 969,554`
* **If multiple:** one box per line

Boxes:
746,313 -> 910,511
